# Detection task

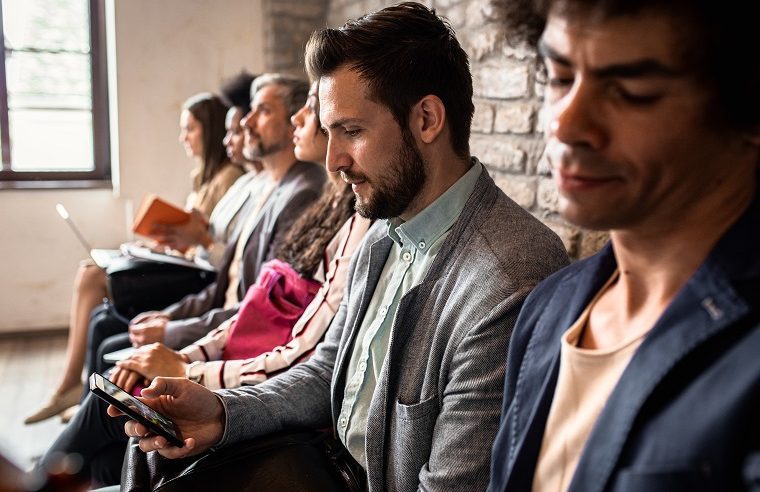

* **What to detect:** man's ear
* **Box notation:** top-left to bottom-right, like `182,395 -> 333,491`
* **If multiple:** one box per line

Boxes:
410,95 -> 446,144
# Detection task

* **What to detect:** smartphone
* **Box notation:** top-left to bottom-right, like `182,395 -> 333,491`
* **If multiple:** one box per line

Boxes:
89,372 -> 184,447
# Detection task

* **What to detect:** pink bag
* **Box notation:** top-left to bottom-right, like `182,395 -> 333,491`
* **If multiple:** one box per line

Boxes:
222,259 -> 320,361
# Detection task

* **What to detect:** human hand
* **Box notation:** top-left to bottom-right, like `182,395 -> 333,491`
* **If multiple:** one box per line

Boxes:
110,366 -> 145,393
129,316 -> 168,347
116,343 -> 188,381
106,377 -> 225,458
130,310 -> 169,325
150,209 -> 211,252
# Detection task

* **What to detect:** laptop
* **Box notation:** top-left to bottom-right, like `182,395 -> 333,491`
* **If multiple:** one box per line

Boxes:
56,203 -> 121,269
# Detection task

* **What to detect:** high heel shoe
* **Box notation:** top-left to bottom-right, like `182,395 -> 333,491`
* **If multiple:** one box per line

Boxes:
24,386 -> 81,424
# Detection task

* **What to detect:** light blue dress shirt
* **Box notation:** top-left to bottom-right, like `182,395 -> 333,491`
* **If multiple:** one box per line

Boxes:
337,160 -> 483,468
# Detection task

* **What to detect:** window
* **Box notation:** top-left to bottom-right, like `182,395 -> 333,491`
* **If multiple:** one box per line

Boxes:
0,0 -> 109,189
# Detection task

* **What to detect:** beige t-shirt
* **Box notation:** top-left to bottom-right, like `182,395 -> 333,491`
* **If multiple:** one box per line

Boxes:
533,271 -> 646,492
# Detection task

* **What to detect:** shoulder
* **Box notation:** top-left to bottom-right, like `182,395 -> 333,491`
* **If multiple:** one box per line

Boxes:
282,161 -> 327,189
452,172 -> 570,291
212,163 -> 245,187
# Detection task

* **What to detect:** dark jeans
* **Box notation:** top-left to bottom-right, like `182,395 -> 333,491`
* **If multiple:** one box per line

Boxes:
41,392 -> 129,487
84,302 -> 131,398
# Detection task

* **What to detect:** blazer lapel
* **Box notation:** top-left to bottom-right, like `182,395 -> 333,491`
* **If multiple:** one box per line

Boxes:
569,261 -> 751,492
506,246 -> 617,489
332,234 -> 393,413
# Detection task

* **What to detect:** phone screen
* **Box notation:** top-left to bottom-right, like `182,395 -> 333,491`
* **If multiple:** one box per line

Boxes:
90,372 -> 183,446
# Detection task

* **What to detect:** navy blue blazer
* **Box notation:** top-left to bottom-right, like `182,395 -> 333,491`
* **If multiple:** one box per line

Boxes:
489,194 -> 760,492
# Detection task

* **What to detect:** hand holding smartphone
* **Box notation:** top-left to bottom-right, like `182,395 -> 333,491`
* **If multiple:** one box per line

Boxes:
89,372 -> 184,447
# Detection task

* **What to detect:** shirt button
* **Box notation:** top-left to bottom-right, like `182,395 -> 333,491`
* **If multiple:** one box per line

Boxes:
340,417 -> 347,428
402,251 -> 412,262
359,361 -> 367,371
418,241 -> 426,249
379,306 -> 388,316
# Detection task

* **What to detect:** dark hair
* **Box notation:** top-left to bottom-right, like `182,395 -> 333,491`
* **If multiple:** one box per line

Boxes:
304,2 -> 474,159
272,181 -> 355,277
252,73 -> 310,122
183,93 -> 230,187
307,81 -> 322,135
219,70 -> 258,110
497,0 -> 760,132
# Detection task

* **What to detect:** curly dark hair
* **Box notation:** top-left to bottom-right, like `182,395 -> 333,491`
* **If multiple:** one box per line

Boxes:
219,70 -> 258,110
496,0 -> 760,132
272,181 -> 355,278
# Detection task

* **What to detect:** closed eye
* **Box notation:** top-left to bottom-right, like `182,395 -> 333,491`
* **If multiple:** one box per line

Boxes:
610,85 -> 663,106
548,77 -> 573,88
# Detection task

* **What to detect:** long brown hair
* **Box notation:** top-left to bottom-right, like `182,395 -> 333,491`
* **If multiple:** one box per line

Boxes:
183,93 -> 230,189
273,181 -> 355,277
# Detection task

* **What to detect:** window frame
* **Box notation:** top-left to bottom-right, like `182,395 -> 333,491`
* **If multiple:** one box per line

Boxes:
0,0 -> 110,190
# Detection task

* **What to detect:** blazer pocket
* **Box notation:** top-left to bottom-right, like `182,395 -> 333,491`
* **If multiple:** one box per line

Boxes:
396,395 -> 439,421
616,466 -> 720,492
388,397 -> 440,490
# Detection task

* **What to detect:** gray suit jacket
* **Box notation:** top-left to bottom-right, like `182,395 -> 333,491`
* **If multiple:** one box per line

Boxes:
162,161 -> 326,348
218,168 -> 569,491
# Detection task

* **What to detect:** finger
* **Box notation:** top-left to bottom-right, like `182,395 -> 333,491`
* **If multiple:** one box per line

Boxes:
130,312 -> 152,324
140,376 -> 182,398
138,436 -> 197,458
112,368 -> 126,389
126,420 -> 151,438
106,404 -> 124,418
156,438 -> 196,459
116,358 -> 137,372
125,371 -> 140,393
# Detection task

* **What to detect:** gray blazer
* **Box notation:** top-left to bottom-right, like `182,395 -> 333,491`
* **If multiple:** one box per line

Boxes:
218,168 -> 569,491
162,161 -> 326,348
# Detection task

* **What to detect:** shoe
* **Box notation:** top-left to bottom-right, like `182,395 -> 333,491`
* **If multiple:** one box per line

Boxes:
59,404 -> 80,424
24,386 -> 81,424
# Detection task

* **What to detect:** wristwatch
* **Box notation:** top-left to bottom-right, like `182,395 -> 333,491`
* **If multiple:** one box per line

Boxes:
186,361 -> 205,384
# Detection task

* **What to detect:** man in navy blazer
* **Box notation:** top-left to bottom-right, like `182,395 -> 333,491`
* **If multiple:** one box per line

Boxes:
489,0 -> 760,490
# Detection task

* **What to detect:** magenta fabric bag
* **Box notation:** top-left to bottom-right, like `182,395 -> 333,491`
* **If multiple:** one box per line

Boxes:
222,259 -> 320,361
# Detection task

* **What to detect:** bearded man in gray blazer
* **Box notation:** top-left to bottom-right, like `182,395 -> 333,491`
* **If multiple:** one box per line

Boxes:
113,3 -> 569,490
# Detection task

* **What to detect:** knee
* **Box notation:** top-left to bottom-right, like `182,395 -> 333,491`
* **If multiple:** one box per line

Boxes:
75,264 -> 107,295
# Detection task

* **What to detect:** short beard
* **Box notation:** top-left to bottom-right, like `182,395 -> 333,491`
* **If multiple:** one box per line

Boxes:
354,127 -> 426,220
244,136 -> 288,160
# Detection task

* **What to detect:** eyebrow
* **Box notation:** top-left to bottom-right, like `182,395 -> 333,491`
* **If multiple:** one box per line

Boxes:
326,117 -> 364,130
538,39 -> 684,79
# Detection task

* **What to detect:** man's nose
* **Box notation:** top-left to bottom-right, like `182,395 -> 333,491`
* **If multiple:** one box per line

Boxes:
548,78 -> 608,150
325,138 -> 351,173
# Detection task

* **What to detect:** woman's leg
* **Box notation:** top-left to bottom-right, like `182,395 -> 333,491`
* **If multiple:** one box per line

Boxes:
25,263 -> 109,424
60,263 -> 108,392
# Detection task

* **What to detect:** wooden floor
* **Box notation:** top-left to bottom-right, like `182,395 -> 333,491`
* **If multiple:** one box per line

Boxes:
0,332 -> 69,470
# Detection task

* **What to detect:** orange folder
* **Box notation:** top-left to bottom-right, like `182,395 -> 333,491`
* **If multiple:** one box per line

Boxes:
132,194 -> 190,238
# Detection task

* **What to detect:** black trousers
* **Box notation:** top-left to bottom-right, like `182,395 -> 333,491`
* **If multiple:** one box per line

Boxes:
40,392 -> 129,487
84,302 -> 131,395
121,430 -> 367,492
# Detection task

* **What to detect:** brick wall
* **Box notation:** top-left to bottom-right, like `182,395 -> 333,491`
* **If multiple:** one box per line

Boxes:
263,0 -> 609,258
261,0 -> 330,74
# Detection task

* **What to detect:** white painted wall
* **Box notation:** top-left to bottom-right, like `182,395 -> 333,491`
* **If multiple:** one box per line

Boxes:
0,0 -> 264,332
